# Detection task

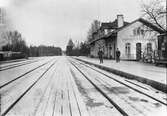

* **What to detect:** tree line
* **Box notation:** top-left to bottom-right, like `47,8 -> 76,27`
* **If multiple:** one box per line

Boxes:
2,30 -> 62,57
66,39 -> 90,56
29,45 -> 62,57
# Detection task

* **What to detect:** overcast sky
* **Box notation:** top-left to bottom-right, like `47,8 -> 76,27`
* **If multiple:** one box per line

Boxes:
1,0 -> 143,50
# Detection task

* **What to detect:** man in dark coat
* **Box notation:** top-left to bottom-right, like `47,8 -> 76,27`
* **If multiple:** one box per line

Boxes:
98,49 -> 104,64
116,48 -> 121,62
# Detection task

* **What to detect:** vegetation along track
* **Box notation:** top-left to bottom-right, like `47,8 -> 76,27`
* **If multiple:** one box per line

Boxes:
1,59 -> 57,116
0,58 -> 55,89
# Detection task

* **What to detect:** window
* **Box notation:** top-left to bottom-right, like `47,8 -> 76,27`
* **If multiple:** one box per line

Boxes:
108,44 -> 112,50
0,8 -> 4,24
133,27 -> 145,36
125,43 -> 131,56
137,27 -> 140,35
110,29 -> 114,33
104,29 -> 108,35
141,29 -> 144,35
133,29 -> 136,35
147,43 -> 152,53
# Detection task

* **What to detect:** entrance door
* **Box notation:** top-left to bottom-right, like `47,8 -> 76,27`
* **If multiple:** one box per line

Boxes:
125,43 -> 131,58
109,44 -> 113,59
136,43 -> 142,60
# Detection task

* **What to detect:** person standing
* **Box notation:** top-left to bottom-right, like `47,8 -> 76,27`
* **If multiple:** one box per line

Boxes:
116,48 -> 121,62
98,49 -> 104,64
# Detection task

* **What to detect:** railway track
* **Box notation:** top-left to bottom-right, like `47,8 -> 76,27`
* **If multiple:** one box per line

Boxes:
0,59 -> 42,71
0,57 -> 166,116
33,64 -> 58,116
72,59 -> 167,105
70,60 -> 128,116
0,59 -> 58,116
69,59 -> 167,116
48,59 -> 89,116
0,58 -> 54,89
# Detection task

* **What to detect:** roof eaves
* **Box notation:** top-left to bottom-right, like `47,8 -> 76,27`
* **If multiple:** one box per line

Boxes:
115,18 -> 165,33
138,18 -> 165,33
89,38 -> 102,44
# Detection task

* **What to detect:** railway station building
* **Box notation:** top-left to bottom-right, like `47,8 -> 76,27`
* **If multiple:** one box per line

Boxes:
89,15 -> 165,61
89,15 -> 129,59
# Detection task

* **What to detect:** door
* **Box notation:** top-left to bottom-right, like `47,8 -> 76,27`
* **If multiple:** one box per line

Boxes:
108,44 -> 112,59
125,43 -> 131,58
136,43 -> 141,60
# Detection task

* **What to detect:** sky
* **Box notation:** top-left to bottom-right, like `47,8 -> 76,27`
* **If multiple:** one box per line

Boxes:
0,0 -> 142,50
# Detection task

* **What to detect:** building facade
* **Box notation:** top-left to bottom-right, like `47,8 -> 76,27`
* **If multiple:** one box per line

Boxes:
117,18 -> 164,60
89,15 -> 164,61
90,15 -> 129,59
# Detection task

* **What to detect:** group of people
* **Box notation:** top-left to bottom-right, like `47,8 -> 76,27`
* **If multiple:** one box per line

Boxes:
98,48 -> 121,64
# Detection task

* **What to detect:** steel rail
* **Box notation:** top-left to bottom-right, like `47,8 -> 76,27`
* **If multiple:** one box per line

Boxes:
70,61 -> 128,116
1,60 -> 57,116
0,59 -> 54,89
0,60 -> 39,71
73,59 -> 167,106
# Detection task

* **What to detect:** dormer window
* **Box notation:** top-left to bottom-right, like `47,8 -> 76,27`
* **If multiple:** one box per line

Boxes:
110,29 -> 114,32
104,29 -> 108,35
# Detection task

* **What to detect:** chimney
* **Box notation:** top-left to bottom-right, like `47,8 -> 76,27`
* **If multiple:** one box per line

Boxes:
117,14 -> 124,28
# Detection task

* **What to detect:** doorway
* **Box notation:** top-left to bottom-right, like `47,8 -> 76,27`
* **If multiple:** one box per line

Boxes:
136,43 -> 142,60
125,43 -> 131,58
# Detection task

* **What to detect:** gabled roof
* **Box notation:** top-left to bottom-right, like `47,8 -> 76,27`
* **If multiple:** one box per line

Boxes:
117,18 -> 165,34
138,18 -> 165,33
89,17 -> 165,45
100,19 -> 129,30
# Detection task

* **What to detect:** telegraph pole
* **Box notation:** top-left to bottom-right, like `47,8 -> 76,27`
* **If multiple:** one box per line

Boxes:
0,93 -> 1,116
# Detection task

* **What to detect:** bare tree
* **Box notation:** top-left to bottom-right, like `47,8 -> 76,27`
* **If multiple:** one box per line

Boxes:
2,30 -> 28,53
87,20 -> 101,41
141,0 -> 166,31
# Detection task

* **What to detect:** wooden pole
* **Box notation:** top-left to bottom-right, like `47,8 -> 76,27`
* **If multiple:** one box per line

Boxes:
0,93 -> 1,115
